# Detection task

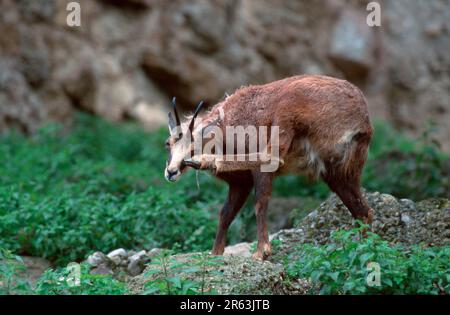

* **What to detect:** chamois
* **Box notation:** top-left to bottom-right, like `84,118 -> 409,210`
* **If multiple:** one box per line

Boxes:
164,75 -> 374,260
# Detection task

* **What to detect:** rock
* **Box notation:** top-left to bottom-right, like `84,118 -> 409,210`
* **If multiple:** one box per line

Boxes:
86,251 -> 109,267
17,0 -> 56,23
307,210 -> 318,220
127,250 -> 149,277
85,248 -> 152,278
101,0 -> 152,9
400,213 -> 413,226
286,191 -> 450,246
224,242 -> 252,258
0,0 -> 449,151
127,250 -> 137,258
382,0 -> 450,150
267,197 -> 299,232
140,0 -> 341,108
128,253 -> 311,295
90,263 -> 114,276
147,248 -> 163,259
399,198 -> 416,211
270,228 -> 305,242
0,0 -> 169,133
130,100 -> 168,132
0,59 -> 49,134
328,9 -> 376,81
107,248 -> 127,266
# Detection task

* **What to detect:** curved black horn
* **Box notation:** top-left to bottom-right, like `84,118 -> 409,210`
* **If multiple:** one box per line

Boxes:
172,97 -> 181,127
188,101 -> 204,134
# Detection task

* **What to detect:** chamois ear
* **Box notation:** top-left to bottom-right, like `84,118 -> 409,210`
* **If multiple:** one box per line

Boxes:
188,101 -> 204,135
168,112 -> 176,131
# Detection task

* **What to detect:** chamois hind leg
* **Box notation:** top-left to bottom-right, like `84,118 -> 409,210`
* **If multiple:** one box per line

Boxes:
252,172 -> 273,260
322,139 -> 373,225
323,173 -> 373,224
212,171 -> 253,255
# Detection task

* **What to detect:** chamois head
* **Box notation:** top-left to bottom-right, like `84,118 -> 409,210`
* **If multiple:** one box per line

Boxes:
164,97 -> 204,182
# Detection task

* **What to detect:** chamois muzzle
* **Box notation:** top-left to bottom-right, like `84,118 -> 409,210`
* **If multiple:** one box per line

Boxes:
165,168 -> 181,182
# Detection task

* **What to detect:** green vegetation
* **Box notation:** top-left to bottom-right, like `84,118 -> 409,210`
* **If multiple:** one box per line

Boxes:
0,115 -> 229,265
363,121 -> 449,200
0,248 -> 31,294
35,263 -> 127,295
0,248 -> 126,295
0,115 -> 448,267
142,250 -> 222,295
285,225 -> 450,295
0,248 -> 222,295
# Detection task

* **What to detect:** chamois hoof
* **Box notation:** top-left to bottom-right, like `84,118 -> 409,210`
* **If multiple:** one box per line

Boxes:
252,245 -> 271,261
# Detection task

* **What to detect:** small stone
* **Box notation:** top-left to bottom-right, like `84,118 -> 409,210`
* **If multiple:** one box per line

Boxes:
308,210 -> 318,219
147,248 -> 163,258
401,213 -> 413,226
127,250 -> 149,276
107,248 -> 127,266
224,242 -> 252,258
400,199 -> 416,211
380,194 -> 396,203
90,263 -> 114,276
424,23 -> 443,37
86,252 -> 109,267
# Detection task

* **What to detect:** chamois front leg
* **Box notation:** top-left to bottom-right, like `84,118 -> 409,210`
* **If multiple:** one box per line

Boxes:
212,173 -> 253,255
183,156 -> 214,170
252,172 -> 273,261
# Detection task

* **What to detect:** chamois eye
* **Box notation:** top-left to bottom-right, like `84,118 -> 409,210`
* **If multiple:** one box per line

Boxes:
165,140 -> 170,149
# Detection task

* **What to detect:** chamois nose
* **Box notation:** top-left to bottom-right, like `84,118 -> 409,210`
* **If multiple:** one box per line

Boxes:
166,168 -> 180,182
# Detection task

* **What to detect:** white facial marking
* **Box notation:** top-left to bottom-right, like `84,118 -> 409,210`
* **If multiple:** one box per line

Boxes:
165,124 -> 193,182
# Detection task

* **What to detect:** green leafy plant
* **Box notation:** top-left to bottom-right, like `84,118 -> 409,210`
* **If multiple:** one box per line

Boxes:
363,121 -> 449,200
286,225 -> 450,295
143,250 -> 222,295
0,248 -> 32,295
35,263 -> 126,295
0,114 -> 228,265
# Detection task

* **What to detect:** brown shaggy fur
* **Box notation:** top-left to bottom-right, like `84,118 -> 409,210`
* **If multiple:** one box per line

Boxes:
166,75 -> 374,260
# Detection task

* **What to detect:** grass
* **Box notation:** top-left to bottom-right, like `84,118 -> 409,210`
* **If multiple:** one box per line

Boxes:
285,225 -> 450,295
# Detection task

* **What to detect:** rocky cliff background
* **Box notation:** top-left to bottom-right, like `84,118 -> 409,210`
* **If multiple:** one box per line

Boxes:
1,0 -> 449,149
